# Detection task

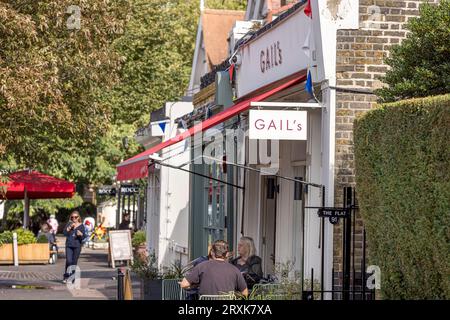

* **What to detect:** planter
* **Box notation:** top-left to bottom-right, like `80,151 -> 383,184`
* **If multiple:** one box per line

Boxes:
141,278 -> 162,300
0,243 -> 49,265
0,244 -> 13,264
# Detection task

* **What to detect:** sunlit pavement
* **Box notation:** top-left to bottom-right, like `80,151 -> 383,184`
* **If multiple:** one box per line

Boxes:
0,237 -> 141,300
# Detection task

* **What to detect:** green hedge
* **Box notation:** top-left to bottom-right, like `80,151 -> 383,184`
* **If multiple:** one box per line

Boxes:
354,94 -> 450,299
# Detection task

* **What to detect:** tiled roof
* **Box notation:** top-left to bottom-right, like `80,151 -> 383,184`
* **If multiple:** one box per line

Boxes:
202,9 -> 245,69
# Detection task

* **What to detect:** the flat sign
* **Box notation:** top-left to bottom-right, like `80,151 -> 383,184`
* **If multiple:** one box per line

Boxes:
317,207 -> 350,225
249,110 -> 307,140
317,208 -> 349,218
108,230 -> 133,268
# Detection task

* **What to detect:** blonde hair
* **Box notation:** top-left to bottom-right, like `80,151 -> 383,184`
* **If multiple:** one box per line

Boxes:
240,236 -> 256,258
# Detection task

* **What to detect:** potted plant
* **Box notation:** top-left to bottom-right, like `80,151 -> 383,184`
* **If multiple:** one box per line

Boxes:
131,230 -> 147,259
130,250 -> 163,300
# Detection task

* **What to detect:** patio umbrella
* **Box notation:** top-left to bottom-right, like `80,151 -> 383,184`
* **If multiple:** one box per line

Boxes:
0,170 -> 76,228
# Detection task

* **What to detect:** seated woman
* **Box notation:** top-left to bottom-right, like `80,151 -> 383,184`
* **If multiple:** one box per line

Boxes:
230,236 -> 263,290
37,222 -> 55,249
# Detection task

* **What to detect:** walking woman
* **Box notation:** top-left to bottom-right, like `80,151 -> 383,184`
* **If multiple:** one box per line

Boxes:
63,210 -> 86,283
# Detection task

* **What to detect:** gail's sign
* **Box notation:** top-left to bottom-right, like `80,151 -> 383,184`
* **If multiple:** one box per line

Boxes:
249,110 -> 307,140
236,5 -> 313,98
260,41 -> 283,73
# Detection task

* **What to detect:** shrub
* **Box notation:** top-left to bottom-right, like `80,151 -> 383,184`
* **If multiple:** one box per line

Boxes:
0,229 -> 37,245
37,235 -> 49,244
14,229 -> 37,245
132,230 -> 146,247
354,94 -> 450,299
130,251 -> 161,280
0,231 -> 13,245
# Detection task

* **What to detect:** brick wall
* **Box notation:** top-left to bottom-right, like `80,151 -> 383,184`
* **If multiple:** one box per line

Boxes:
332,0 -> 439,294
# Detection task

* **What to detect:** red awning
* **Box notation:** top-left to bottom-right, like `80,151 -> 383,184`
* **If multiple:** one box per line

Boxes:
116,73 -> 307,181
0,170 -> 76,200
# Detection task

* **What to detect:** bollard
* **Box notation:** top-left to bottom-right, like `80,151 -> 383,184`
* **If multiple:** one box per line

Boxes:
117,268 -> 125,300
12,232 -> 19,267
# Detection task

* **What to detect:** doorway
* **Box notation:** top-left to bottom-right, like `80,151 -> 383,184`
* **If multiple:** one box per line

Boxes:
260,176 -> 278,276
292,166 -> 306,273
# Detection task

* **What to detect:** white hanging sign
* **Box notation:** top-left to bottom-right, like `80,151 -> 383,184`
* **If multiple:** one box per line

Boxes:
249,110 -> 307,140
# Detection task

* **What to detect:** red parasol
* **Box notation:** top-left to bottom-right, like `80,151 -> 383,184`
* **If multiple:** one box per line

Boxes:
0,170 -> 76,228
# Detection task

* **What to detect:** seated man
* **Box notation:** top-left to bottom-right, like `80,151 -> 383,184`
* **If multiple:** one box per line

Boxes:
180,240 -> 248,298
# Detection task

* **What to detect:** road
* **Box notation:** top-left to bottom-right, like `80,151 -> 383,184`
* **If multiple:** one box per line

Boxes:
0,237 -> 141,300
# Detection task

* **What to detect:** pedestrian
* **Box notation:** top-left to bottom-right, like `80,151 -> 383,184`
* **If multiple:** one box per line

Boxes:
62,210 -> 86,283
37,222 -> 54,249
83,216 -> 95,247
181,245 -> 213,300
230,236 -> 263,290
118,213 -> 131,230
47,214 -> 59,243
180,240 -> 248,297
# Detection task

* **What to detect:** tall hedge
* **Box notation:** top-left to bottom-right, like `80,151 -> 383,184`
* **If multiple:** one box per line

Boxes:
354,94 -> 450,299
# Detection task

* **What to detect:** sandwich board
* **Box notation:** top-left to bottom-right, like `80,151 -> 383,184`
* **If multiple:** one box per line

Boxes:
108,230 -> 133,268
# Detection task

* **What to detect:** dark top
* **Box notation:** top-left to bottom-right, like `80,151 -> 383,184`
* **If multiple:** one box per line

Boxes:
37,231 -> 53,243
63,223 -> 86,248
118,220 -> 131,230
230,255 -> 263,289
185,259 -> 247,296
183,256 -> 209,298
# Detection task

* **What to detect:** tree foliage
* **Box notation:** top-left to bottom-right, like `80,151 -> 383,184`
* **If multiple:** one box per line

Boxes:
354,95 -> 450,299
104,0 -> 199,126
0,0 -> 130,166
0,0 -> 248,191
376,0 -> 450,102
206,0 -> 247,10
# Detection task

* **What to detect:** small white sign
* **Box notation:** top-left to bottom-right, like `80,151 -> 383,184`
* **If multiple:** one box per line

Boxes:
249,110 -> 307,140
108,230 -> 133,268
150,120 -> 169,137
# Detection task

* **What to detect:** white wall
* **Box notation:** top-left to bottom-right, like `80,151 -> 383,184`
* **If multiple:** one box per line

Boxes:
153,101 -> 193,268
304,110 -> 323,281
97,200 -> 117,228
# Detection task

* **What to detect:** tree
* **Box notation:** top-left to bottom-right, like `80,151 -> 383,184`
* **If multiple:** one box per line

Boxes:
104,0 -> 247,126
103,0 -> 199,126
0,0 -> 130,166
376,0 -> 450,103
1,0 -> 247,190
206,0 -> 247,10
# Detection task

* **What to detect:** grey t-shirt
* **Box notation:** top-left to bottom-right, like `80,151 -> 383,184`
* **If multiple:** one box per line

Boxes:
185,259 -> 247,296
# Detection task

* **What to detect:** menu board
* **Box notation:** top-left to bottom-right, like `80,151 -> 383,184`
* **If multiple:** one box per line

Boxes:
108,230 -> 133,268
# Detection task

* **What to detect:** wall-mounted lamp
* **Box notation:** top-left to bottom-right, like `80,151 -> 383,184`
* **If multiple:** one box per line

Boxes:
294,177 -> 303,201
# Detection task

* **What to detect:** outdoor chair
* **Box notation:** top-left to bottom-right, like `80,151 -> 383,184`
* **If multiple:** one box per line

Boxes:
162,279 -> 187,300
250,283 -> 301,300
199,293 -> 235,300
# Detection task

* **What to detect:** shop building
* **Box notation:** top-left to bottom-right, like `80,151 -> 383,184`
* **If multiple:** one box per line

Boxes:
116,0 -> 430,298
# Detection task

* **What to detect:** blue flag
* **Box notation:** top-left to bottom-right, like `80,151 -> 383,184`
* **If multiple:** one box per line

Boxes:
158,122 -> 166,133
305,70 -> 313,96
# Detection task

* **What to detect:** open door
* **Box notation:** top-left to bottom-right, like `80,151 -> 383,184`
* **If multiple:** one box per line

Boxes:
260,176 -> 278,276
292,166 -> 306,273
